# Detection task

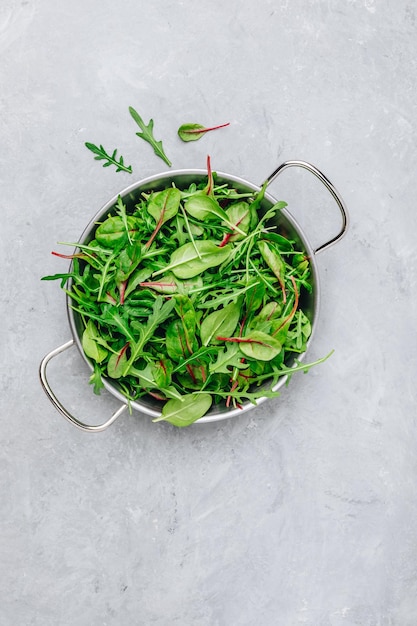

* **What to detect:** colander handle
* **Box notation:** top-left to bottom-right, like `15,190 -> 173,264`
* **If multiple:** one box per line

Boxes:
39,340 -> 128,432
264,160 -> 349,254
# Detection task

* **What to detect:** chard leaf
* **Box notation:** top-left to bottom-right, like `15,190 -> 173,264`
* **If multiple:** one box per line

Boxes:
145,187 -> 181,248
166,319 -> 196,361
238,331 -> 282,361
244,280 -> 266,316
153,393 -> 213,427
177,122 -> 230,142
147,188 -> 181,225
107,344 -> 129,378
222,201 -> 251,242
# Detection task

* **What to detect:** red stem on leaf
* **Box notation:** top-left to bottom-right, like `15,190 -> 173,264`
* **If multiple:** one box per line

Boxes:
218,210 -> 249,248
105,291 -> 117,305
139,281 -> 176,289
186,364 -> 197,384
116,343 -> 130,368
145,194 -> 171,249
226,380 -> 239,408
148,390 -> 167,401
205,155 -> 213,196
216,336 -> 265,345
273,276 -> 299,335
185,122 -> 230,135
51,251 -> 86,259
119,280 -> 127,305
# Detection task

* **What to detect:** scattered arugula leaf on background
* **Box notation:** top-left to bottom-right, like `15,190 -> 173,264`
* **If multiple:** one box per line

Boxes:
84,142 -> 132,173
129,106 -> 172,166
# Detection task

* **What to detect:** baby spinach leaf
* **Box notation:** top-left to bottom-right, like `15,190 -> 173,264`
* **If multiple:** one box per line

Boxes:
185,194 -> 245,235
257,240 -> 287,298
153,393 -> 213,427
82,320 -> 108,363
200,301 -> 240,346
155,240 -> 232,279
95,216 -> 138,248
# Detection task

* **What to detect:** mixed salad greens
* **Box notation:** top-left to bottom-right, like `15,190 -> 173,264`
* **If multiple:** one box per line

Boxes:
43,157 -> 331,426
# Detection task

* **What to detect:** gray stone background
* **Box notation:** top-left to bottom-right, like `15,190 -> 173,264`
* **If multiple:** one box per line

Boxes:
1,0 -> 417,624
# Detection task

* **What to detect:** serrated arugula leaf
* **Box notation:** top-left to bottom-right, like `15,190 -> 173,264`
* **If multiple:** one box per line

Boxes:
129,106 -> 172,166
85,142 -> 132,173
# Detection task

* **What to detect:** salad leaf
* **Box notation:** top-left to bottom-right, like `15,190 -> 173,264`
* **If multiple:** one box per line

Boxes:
129,106 -> 172,166
85,142 -> 132,173
153,393 -> 213,427
178,122 -> 230,142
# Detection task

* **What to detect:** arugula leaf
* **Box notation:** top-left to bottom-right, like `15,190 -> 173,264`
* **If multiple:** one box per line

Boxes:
89,363 -> 105,394
129,106 -> 172,166
123,297 -> 176,375
85,142 -> 132,173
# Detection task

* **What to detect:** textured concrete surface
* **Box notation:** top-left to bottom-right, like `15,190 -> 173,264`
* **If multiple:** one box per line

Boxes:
1,1 -> 417,624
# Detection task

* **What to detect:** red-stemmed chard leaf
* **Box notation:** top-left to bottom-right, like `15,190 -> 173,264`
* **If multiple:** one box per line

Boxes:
178,123 -> 230,143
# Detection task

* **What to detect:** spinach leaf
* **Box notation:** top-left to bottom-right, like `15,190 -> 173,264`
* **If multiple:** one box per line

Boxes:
153,393 -> 213,427
155,240 -> 233,279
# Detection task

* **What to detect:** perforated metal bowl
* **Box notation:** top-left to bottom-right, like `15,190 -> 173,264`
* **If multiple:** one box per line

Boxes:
40,160 -> 348,431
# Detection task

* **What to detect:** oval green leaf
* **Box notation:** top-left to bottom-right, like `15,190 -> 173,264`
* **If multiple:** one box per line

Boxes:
147,187 -> 181,225
154,393 -> 213,427
159,240 -> 232,279
177,123 -> 206,142
95,216 -> 135,248
82,320 -> 108,363
239,331 -> 282,361
200,301 -> 241,346
184,194 -> 228,221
